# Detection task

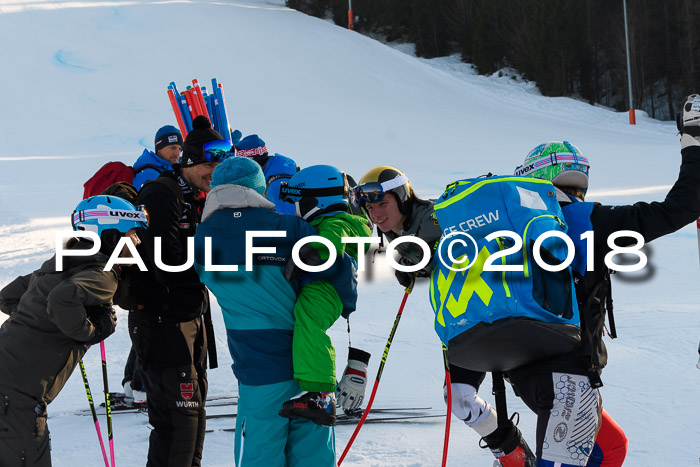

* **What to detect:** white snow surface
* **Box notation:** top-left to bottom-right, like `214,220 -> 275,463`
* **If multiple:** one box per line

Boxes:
0,0 -> 699,465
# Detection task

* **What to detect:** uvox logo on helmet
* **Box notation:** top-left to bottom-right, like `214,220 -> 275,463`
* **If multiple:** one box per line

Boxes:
279,182 -> 346,204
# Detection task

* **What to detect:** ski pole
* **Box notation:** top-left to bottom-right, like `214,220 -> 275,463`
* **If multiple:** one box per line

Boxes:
100,341 -> 116,467
338,285 -> 413,466
442,344 -> 451,467
696,218 -> 700,267
79,359 -> 109,467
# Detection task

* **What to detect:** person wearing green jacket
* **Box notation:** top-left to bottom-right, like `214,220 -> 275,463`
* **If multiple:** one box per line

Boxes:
278,165 -> 372,426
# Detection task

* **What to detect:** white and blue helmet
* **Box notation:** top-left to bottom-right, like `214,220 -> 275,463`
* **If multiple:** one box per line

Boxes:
72,195 -> 148,252
279,165 -> 348,220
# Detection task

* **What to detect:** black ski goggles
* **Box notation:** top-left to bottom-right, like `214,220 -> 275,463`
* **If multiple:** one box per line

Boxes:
279,183 -> 347,204
202,140 -> 235,163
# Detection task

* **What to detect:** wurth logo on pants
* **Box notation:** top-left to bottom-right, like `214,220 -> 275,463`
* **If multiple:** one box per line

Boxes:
180,383 -> 194,400
175,400 -> 200,408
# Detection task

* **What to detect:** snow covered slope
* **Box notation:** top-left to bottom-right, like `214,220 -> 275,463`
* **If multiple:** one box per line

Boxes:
0,1 -> 698,465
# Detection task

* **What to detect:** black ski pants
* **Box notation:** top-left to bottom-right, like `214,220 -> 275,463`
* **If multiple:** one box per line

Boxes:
129,309 -> 208,467
0,389 -> 51,467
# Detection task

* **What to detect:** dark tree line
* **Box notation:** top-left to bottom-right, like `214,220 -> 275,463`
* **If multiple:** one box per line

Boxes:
287,0 -> 700,120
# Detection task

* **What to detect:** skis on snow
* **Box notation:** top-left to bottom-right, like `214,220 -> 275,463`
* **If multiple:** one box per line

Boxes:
204,407 -> 442,432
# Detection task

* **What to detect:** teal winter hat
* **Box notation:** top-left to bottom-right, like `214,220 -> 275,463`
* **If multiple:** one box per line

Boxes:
211,156 -> 266,194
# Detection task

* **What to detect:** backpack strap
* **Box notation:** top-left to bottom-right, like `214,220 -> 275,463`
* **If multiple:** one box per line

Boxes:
492,371 -> 510,429
146,175 -> 185,202
576,268 -> 615,388
133,163 -> 162,175
603,269 -> 616,339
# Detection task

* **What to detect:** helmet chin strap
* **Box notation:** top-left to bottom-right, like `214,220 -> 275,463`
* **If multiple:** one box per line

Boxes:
296,202 -> 321,221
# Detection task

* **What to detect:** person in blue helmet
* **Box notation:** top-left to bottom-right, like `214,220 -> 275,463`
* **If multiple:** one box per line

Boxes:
131,125 -> 184,190
0,195 -> 147,466
194,157 -> 352,466
276,165 -> 372,425
235,134 -> 298,215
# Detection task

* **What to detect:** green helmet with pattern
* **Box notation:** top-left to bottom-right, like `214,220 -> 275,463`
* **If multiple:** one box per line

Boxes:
514,141 -> 590,193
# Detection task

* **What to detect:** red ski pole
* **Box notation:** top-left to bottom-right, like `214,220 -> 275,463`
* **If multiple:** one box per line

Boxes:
442,344 -> 451,467
167,87 -> 188,139
192,79 -> 210,120
183,89 -> 198,120
338,285 -> 413,466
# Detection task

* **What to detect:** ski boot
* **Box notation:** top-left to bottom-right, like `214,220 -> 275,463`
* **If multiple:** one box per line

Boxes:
279,391 -> 337,426
481,417 -> 536,467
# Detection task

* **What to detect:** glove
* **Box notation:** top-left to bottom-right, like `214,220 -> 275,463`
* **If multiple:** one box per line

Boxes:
336,347 -> 371,412
676,94 -> 700,138
83,304 -> 117,346
285,243 -> 322,281
395,269 -> 415,289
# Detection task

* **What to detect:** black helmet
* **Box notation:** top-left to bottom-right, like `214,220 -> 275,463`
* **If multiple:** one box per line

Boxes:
353,166 -> 413,213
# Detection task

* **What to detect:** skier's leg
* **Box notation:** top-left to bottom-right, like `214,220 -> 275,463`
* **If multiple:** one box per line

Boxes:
0,390 -> 51,467
140,317 -> 207,467
286,384 -> 336,467
446,367 -> 497,436
511,371 -> 601,466
292,282 -> 342,393
235,381 -> 293,467
585,409 -> 627,467
191,319 -> 208,467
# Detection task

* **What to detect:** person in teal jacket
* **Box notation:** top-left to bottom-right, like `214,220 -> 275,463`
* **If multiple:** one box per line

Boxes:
194,157 -> 355,466
276,165 -> 372,426
132,125 -> 183,190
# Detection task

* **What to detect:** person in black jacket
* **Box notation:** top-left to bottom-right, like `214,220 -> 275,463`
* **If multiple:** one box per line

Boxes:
502,95 -> 700,466
0,195 -> 146,466
128,115 -> 232,467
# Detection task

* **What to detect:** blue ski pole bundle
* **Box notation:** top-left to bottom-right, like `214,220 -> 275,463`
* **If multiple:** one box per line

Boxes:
167,78 -> 232,137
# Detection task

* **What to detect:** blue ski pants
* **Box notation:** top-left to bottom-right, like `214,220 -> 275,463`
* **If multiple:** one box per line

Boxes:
234,380 -> 335,466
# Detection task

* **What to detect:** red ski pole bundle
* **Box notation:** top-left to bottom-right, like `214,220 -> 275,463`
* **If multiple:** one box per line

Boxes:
167,78 -> 232,140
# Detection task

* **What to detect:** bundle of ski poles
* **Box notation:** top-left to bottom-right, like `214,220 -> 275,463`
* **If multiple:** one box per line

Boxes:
167,78 -> 231,140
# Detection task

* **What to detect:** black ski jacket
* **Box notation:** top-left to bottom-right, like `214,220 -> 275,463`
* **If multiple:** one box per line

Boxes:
509,143 -> 700,384
128,169 -> 207,322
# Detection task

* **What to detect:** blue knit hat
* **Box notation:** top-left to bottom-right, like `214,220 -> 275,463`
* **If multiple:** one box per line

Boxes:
154,125 -> 183,152
235,134 -> 268,158
211,156 -> 266,194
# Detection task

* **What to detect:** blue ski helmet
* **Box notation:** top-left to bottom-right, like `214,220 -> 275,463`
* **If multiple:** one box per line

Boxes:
279,165 -> 348,220
72,195 -> 148,253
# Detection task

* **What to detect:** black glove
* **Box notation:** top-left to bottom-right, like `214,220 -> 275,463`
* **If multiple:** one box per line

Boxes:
676,94 -> 700,137
284,243 -> 322,281
395,269 -> 415,289
83,304 -> 117,346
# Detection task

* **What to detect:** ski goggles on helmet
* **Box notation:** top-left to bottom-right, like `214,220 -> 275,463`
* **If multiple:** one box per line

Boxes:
202,140 -> 235,163
278,183 -> 347,204
514,151 -> 590,178
350,173 -> 409,207
71,205 -> 149,232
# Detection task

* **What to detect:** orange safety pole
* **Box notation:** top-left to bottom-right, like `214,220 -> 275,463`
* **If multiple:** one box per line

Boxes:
167,88 -> 188,139
192,79 -> 210,121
